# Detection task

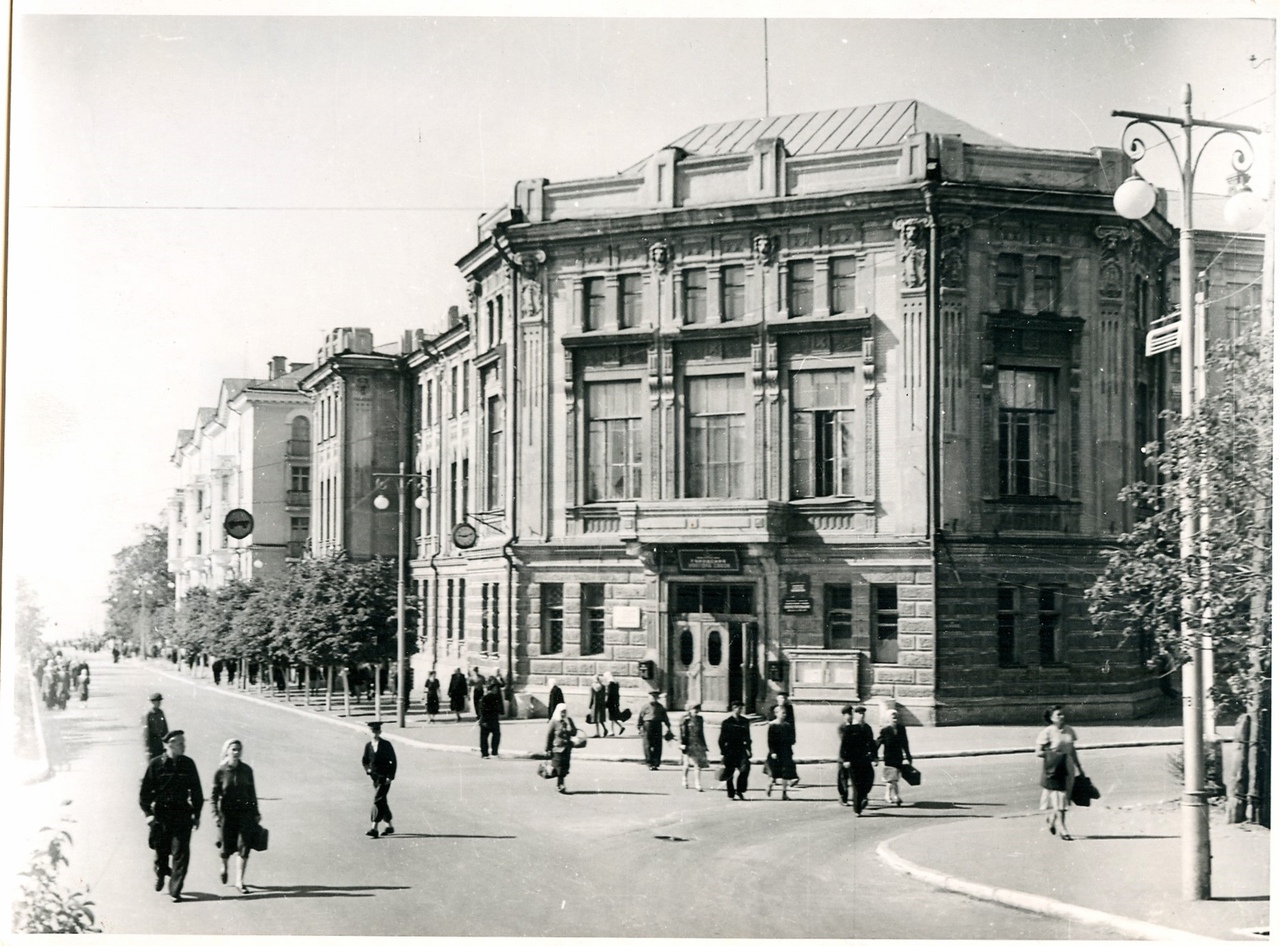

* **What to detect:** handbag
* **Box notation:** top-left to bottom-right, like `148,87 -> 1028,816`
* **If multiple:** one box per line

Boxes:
147,820 -> 165,851
536,760 -> 558,780
570,732 -> 587,749
248,822 -> 269,852
716,764 -> 729,782
619,708 -> 632,722
1070,774 -> 1100,807
585,712 -> 594,724
900,763 -> 922,787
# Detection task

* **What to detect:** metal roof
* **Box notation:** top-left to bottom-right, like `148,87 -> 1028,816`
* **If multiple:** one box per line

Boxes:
663,100 -> 1007,160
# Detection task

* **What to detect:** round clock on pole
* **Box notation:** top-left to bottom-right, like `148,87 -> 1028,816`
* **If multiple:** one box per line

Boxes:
451,522 -> 478,550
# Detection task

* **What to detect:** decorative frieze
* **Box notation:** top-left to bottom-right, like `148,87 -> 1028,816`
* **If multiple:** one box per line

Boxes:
894,216 -> 931,290
938,216 -> 972,290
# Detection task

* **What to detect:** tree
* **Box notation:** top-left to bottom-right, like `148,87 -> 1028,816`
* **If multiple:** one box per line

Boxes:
12,828 -> 102,933
1087,327 -> 1271,821
14,579 -> 48,662
104,524 -> 174,646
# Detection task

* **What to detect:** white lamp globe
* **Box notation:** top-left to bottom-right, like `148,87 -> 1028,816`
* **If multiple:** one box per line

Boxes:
1224,186 -> 1266,231
373,494 -> 390,510
1114,175 -> 1157,220
414,496 -> 428,510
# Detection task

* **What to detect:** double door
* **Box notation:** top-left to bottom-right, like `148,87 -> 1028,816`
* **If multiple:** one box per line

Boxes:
671,615 -> 756,711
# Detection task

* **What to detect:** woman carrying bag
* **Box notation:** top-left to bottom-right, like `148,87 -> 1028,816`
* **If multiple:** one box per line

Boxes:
1036,705 -> 1086,840
545,704 -> 582,795
211,738 -> 262,894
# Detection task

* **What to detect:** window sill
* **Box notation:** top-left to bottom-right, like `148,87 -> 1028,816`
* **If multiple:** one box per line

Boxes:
561,327 -> 655,347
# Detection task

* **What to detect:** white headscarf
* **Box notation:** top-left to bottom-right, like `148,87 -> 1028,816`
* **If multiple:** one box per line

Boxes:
219,738 -> 242,766
552,703 -> 569,722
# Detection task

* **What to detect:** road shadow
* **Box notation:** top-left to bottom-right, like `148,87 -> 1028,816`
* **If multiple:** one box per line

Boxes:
567,789 -> 668,796
381,833 -> 516,840
1079,834 -> 1177,840
1210,895 -> 1270,902
238,884 -> 410,900
907,801 -> 1005,810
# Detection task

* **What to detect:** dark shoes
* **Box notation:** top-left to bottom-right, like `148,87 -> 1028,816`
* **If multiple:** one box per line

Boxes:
170,894 -> 183,903
220,865 -> 228,884
365,828 -> 379,838
381,825 -> 395,836
155,875 -> 165,892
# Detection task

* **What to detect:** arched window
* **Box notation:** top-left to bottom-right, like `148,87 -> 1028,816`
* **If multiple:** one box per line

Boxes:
679,629 -> 694,667
706,629 -> 722,666
291,416 -> 311,443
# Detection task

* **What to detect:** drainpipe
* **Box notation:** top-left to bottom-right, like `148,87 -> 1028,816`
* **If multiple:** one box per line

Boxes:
923,180 -> 941,725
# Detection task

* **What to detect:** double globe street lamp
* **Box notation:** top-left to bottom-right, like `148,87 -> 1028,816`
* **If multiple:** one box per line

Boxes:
373,461 -> 429,728
1111,83 -> 1265,901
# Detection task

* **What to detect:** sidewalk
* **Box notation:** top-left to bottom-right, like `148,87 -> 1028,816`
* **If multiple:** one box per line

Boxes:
144,658 -> 1270,940
880,801 -> 1271,942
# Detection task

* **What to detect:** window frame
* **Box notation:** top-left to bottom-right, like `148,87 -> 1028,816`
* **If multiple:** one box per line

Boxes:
824,584 -> 854,650
721,264 -> 746,321
541,584 -> 564,655
619,273 -> 644,329
584,380 -> 644,503
683,268 -> 708,324
584,277 -> 607,332
997,585 -> 1018,667
997,368 -> 1059,498
581,583 -> 606,656
871,585 -> 899,664
830,255 -> 857,315
789,368 -> 860,499
684,373 -> 749,499
788,259 -> 815,317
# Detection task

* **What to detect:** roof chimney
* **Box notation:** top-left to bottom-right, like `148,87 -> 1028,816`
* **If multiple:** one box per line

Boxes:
448,305 -> 460,327
269,355 -> 287,380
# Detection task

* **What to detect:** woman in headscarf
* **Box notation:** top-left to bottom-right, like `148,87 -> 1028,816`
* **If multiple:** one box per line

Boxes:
587,674 -> 608,738
604,672 -> 625,736
423,670 -> 440,722
1036,705 -> 1082,840
765,702 -> 798,800
211,738 -> 261,893
545,703 -> 578,794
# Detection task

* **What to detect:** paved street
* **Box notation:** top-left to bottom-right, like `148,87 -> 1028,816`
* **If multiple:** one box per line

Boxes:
13,653 -> 1187,938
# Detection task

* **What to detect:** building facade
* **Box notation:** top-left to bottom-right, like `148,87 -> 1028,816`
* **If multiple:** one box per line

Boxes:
168,357 -> 313,599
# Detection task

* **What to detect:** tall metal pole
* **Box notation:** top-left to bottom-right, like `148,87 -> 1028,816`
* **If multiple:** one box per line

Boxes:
395,460 -> 407,729
1174,85 -> 1210,901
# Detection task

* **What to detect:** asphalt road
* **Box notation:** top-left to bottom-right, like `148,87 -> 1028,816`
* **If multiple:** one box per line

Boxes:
13,653 -> 1177,938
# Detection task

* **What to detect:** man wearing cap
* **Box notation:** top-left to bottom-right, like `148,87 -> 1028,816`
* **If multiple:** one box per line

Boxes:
718,701 -> 753,800
636,691 -> 673,770
361,721 -> 397,837
139,730 -> 203,902
143,693 -> 168,762
837,705 -> 878,813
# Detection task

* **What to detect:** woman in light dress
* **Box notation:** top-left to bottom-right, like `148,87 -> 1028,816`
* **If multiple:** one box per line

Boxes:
1036,705 -> 1082,840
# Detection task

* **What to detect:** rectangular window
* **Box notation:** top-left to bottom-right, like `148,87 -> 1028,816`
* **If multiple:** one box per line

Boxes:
619,274 -> 643,329
486,300 -> 495,349
872,585 -> 899,663
683,268 -> 708,324
582,584 -> 605,655
830,256 -> 857,315
825,585 -> 854,649
290,516 -> 309,539
686,375 -> 747,498
446,579 -> 455,640
1039,587 -> 1061,665
450,366 -> 458,416
789,260 -> 814,316
790,370 -> 858,498
425,380 -> 434,427
461,458 -> 470,517
458,578 -> 466,641
196,532 -> 203,554
496,295 -> 504,342
1034,256 -> 1061,313
450,461 -> 458,525
481,583 -> 490,654
586,381 -> 643,501
220,476 -> 230,503
423,470 -> 434,535
489,582 -> 501,654
998,369 -> 1058,496
461,361 -> 470,414
584,277 -> 607,331
721,265 -> 746,321
997,586 -> 1017,667
486,395 -> 504,509
541,584 -> 564,654
996,253 -> 1023,312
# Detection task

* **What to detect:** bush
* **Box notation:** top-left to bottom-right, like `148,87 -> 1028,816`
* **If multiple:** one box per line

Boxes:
11,828 -> 102,933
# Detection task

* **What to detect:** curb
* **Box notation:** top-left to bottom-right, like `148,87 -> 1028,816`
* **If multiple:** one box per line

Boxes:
20,673 -> 52,785
876,828 -> 1225,944
145,667 -> 1188,765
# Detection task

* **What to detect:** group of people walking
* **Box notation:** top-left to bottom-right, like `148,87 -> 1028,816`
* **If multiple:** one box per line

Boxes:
138,692 -> 263,902
33,651 -> 90,710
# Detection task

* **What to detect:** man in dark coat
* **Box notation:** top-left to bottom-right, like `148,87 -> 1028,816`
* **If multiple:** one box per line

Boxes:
361,721 -> 398,837
139,730 -> 203,902
718,701 -> 753,800
143,693 -> 168,761
470,670 -> 485,719
876,707 -> 913,806
636,691 -> 673,770
479,681 -> 505,758
447,668 -> 468,721
837,705 -> 878,813
546,678 -> 565,717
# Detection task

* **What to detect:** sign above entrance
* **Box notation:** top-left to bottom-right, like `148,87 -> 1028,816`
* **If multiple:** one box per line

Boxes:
676,548 -> 741,574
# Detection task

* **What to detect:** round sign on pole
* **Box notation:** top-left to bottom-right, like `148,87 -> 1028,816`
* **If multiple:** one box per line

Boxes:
451,522 -> 478,550
224,508 -> 254,540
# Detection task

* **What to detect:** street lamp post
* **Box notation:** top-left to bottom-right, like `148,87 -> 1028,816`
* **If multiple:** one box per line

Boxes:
373,461 -> 428,729
1112,84 -> 1264,901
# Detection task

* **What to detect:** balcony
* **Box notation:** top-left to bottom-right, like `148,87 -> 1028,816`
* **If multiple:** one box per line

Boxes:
286,439 -> 311,459
568,499 -> 791,544
286,490 -> 311,507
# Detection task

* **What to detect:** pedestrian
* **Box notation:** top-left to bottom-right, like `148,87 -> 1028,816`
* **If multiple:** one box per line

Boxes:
718,701 -> 752,800
773,691 -> 796,726
545,703 -> 578,794
876,707 -> 913,807
112,645 -> 120,664
479,680 -> 504,758
679,704 -> 709,791
76,666 -> 90,704
361,721 -> 397,837
604,672 -> 626,736
837,705 -> 877,814
55,665 -> 71,710
1036,705 -> 1083,840
447,668 -> 467,721
210,738 -> 260,894
588,675 -> 608,738
470,669 -> 485,719
139,731 -> 204,902
212,659 -> 223,686
225,659 -> 236,686
765,703 -> 798,799
636,691 -> 674,770
546,678 -> 564,718
143,693 -> 169,761
424,670 -> 441,721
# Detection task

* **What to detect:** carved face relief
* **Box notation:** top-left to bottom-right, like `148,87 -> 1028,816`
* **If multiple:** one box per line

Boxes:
648,242 -> 670,273
752,234 -> 776,265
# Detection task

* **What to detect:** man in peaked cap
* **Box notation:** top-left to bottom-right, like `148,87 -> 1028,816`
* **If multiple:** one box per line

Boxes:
139,730 -> 203,902
143,693 -> 168,762
361,721 -> 398,837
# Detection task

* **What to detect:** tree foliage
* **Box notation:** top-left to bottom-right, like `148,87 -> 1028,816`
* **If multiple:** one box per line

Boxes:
12,828 -> 102,933
14,578 -> 48,662
103,524 -> 174,645
1087,328 -> 1272,716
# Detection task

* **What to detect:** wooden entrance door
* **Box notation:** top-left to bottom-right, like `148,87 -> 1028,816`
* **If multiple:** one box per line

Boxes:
671,615 -> 730,711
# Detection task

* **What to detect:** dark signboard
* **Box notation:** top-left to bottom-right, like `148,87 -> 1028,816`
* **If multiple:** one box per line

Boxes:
782,574 -> 812,614
676,548 -> 741,574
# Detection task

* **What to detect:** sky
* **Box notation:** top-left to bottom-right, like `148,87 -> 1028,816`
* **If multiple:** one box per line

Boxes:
3,4 -> 1276,640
